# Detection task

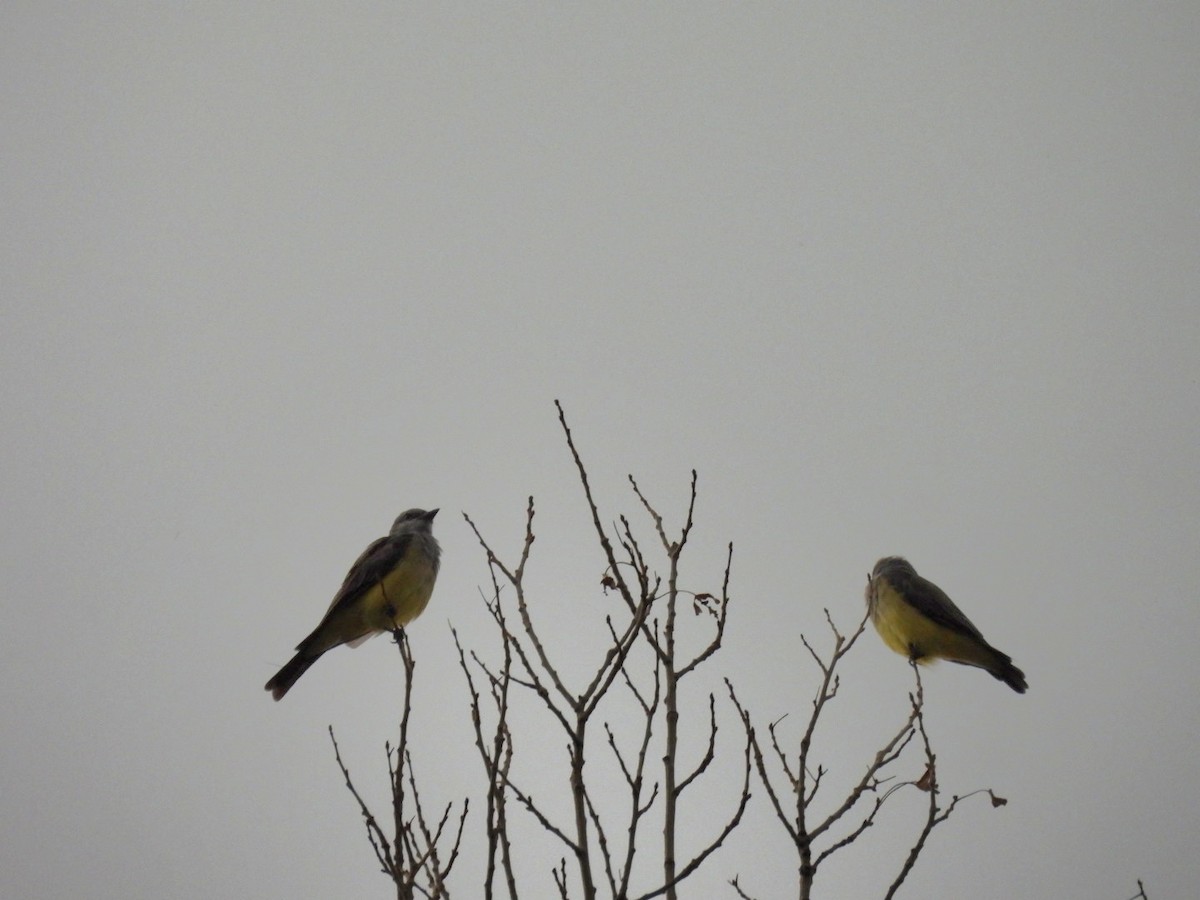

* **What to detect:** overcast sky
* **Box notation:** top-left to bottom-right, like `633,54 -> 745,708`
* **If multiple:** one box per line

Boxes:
3,4 -> 1198,898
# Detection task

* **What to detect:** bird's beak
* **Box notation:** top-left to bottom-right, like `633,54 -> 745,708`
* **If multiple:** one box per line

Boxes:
425,508 -> 439,520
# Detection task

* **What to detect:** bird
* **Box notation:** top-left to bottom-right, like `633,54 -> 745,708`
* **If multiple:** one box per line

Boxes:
265,508 -> 441,700
865,556 -> 1027,693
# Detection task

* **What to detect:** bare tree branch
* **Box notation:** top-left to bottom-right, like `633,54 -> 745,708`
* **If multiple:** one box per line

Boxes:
330,726 -> 397,880
330,628 -> 467,899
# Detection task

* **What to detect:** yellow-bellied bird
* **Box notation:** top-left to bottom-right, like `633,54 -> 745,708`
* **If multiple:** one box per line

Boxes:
865,556 -> 1026,693
265,508 -> 441,700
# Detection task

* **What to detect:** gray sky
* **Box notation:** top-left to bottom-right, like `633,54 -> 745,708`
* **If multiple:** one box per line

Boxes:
3,4 -> 1198,898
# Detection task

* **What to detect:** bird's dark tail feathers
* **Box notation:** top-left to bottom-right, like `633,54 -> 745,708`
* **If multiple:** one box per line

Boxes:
987,651 -> 1028,694
265,647 -> 322,701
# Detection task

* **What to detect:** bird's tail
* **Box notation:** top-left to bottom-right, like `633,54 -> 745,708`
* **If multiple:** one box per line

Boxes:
986,650 -> 1028,694
265,647 -> 322,701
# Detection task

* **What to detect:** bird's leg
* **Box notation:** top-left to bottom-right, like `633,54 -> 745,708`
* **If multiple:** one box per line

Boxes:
378,583 -> 406,645
380,582 -> 398,621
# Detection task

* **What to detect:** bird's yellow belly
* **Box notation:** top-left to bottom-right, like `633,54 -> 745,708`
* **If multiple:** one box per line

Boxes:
360,555 -> 438,631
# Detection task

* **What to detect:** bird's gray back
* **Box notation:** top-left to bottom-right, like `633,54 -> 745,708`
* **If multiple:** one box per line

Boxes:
873,557 -> 985,642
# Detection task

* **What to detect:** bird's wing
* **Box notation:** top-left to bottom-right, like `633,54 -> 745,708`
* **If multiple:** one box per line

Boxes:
901,570 -> 987,642
291,533 -> 413,648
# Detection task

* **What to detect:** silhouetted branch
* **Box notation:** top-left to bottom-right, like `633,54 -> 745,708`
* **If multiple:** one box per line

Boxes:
729,612 -> 937,899
456,404 -> 744,899
630,725 -> 753,900
330,629 -> 467,899
452,606 -> 517,900
330,726 -> 396,879
883,664 -> 1006,898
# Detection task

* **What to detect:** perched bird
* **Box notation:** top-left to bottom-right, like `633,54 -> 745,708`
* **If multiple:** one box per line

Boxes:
865,556 -> 1027,693
265,508 -> 441,700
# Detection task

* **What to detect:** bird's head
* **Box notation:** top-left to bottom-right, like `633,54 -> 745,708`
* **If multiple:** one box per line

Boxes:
391,508 -> 439,534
